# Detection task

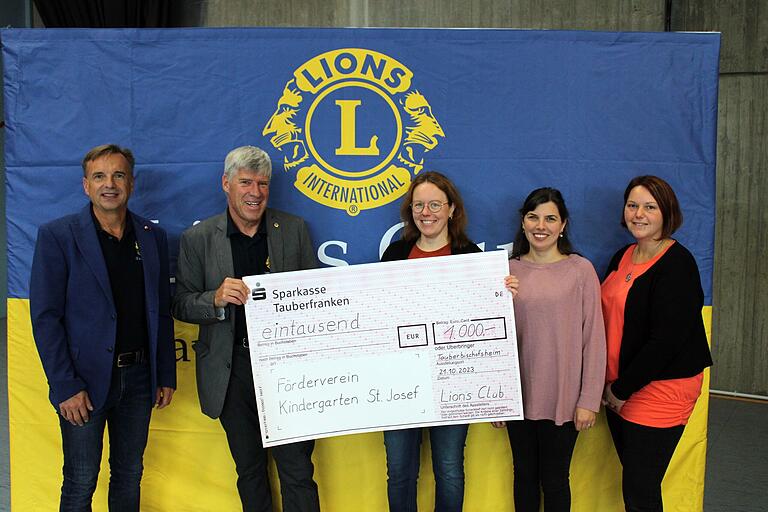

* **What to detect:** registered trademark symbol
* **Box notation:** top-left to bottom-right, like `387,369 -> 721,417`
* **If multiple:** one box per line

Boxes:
347,204 -> 360,216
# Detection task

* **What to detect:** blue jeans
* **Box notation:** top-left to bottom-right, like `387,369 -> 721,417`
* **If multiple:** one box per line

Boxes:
383,425 -> 468,512
58,362 -> 153,512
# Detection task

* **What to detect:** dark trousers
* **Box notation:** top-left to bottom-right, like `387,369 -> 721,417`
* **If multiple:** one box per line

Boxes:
58,362 -> 153,512
219,345 -> 320,512
506,419 -> 579,512
606,409 -> 685,512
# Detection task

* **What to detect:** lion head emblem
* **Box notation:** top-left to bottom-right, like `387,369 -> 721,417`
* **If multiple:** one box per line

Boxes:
262,79 -> 308,170
396,91 -> 445,174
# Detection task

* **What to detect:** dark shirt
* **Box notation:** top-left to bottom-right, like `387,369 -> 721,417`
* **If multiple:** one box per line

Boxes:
380,238 -> 482,262
226,211 -> 269,347
92,208 -> 148,356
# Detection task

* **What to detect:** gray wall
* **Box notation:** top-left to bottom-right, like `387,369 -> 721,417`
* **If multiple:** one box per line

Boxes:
17,0 -> 768,395
672,0 -> 768,395
0,0 -> 30,28
199,0 -> 667,29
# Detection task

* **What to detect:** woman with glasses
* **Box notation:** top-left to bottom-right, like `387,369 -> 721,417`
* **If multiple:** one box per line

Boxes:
380,171 -> 496,512
493,187 -> 606,512
601,176 -> 712,511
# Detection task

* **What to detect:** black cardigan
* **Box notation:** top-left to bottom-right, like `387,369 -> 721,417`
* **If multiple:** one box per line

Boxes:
605,241 -> 713,401
381,239 -> 482,262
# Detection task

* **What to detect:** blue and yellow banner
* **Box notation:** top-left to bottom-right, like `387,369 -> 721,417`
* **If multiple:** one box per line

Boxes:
3,28 -> 719,511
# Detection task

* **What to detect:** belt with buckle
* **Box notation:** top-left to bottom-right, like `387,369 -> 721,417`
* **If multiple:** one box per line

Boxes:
116,349 -> 144,367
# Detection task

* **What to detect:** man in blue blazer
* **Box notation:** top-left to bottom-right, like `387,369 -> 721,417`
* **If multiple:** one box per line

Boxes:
30,144 -> 176,511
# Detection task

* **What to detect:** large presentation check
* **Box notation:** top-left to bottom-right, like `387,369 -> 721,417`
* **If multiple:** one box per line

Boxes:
243,250 -> 523,447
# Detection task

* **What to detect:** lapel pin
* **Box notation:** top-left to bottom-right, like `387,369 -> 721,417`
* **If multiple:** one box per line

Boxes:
274,222 -> 279,228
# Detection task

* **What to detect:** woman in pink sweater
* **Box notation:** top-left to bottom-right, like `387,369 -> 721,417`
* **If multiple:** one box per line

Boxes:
494,187 -> 606,512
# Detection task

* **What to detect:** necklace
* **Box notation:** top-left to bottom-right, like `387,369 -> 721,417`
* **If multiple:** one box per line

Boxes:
626,239 -> 669,283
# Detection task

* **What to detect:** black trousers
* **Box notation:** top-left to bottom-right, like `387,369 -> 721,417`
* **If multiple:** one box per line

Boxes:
606,409 -> 685,512
219,345 -> 320,512
506,419 -> 579,512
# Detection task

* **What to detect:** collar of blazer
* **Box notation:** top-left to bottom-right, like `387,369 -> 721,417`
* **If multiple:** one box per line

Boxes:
71,204 -> 158,309
214,207 -> 285,275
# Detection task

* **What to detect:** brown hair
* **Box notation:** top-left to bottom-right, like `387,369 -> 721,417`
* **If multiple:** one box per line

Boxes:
621,175 -> 683,239
399,171 -> 472,248
511,187 -> 575,258
82,144 -> 135,177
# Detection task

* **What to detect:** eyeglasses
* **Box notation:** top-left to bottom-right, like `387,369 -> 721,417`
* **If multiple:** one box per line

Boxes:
411,201 -> 449,213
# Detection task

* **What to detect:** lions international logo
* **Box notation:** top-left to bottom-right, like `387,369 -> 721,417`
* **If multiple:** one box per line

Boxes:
263,48 -> 445,216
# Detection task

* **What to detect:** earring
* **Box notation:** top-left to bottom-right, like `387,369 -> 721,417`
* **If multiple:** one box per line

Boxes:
559,232 -> 564,238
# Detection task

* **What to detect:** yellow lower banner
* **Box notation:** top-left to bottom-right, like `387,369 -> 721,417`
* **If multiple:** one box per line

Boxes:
7,298 -> 711,511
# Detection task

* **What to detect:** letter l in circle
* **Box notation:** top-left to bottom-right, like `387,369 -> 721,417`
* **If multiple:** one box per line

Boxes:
335,99 -> 380,156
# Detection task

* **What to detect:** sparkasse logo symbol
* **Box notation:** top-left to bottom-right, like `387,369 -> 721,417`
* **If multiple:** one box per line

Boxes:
251,287 -> 267,301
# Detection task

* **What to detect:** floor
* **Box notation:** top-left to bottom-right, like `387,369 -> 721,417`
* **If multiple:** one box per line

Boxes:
704,394 -> 768,511
0,312 -> 765,511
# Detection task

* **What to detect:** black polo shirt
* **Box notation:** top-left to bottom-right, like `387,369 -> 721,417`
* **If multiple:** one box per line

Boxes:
226,211 -> 269,347
92,208 -> 148,356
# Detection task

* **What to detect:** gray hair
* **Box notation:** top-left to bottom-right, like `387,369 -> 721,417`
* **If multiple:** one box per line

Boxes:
224,146 -> 272,180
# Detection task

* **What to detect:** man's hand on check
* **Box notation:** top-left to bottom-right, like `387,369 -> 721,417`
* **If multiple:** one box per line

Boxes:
214,277 -> 250,307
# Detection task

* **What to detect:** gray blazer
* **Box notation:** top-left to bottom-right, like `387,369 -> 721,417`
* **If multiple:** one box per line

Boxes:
171,208 -> 317,418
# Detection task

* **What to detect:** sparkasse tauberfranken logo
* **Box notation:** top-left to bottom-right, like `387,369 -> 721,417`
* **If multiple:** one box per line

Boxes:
263,48 -> 445,216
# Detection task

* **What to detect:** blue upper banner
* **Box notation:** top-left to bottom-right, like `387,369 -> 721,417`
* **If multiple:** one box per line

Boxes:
2,28 -> 720,301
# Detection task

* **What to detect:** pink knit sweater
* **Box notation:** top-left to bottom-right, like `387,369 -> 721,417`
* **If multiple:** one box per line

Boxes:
509,254 -> 607,425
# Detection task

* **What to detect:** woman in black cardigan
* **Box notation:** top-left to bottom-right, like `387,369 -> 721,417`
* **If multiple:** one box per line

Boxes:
601,175 -> 713,512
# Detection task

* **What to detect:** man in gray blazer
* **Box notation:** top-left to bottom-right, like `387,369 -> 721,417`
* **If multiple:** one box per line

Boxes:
172,146 -> 319,512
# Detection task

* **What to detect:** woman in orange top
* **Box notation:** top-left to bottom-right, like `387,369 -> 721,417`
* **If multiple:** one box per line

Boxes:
601,175 -> 712,512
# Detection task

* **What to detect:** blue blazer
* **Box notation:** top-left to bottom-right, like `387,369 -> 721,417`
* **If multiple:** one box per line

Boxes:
30,204 -> 176,411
